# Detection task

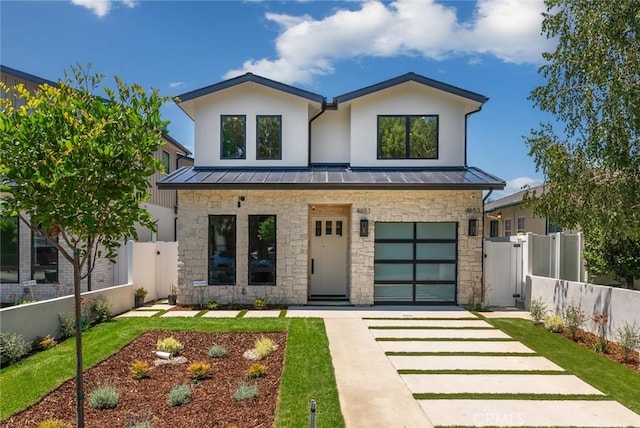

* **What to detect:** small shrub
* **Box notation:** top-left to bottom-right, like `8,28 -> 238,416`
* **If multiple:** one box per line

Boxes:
37,419 -> 72,428
130,361 -> 152,380
592,312 -> 610,353
529,297 -> 547,325
253,298 -> 268,310
616,321 -> 640,362
233,382 -> 259,401
544,314 -> 565,333
206,300 -> 219,310
246,363 -> 268,378
91,295 -> 112,323
157,337 -> 184,356
208,345 -> 227,358
125,414 -> 152,428
32,335 -> 57,352
168,384 -> 191,407
58,312 -> 75,339
187,361 -> 211,381
0,332 -> 28,366
254,336 -> 276,360
88,384 -> 119,409
563,300 -> 586,341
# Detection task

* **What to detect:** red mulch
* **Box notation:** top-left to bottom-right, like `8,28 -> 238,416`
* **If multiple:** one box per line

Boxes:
3,330 -> 286,428
558,328 -> 640,375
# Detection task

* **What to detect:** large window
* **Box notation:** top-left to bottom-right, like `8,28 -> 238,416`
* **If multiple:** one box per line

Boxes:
32,232 -> 57,283
249,215 -> 276,285
0,215 -> 19,283
374,222 -> 457,303
256,116 -> 282,160
208,215 -> 236,284
504,219 -> 512,237
221,115 -> 246,159
378,115 -> 438,159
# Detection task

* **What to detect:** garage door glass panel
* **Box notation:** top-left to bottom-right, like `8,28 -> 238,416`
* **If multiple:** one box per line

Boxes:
416,222 -> 456,239
416,263 -> 456,281
375,222 -> 413,239
416,243 -> 456,260
374,284 -> 413,302
416,284 -> 456,302
375,243 -> 413,260
374,264 -> 413,281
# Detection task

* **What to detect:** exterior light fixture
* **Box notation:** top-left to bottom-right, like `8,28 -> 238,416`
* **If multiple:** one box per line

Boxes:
468,218 -> 478,236
360,219 -> 369,237
237,196 -> 245,208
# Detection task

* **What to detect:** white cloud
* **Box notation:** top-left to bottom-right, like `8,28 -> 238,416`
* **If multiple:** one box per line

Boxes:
225,0 -> 553,84
169,81 -> 185,88
71,0 -> 137,18
491,176 -> 543,200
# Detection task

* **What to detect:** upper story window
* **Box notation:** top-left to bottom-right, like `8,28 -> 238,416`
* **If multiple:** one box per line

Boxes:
378,115 -> 438,159
257,115 -> 282,160
221,115 -> 246,159
162,151 -> 170,174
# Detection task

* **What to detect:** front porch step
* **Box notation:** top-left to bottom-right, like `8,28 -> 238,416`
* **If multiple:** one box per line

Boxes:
306,298 -> 352,306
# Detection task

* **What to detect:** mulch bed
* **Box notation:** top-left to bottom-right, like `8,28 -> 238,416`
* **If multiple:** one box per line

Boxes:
3,330 -> 286,428
556,328 -> 640,375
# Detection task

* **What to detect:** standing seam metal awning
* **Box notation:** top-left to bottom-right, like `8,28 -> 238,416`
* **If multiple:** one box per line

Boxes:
157,165 -> 505,190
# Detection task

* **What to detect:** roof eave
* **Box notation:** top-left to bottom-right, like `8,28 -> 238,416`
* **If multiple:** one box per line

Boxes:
158,182 -> 505,191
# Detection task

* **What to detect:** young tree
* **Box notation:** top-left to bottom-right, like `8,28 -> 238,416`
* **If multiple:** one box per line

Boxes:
0,65 -> 169,426
524,0 -> 640,287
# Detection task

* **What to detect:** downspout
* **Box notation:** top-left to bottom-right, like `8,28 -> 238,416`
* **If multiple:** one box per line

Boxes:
480,189 -> 493,307
464,106 -> 483,167
308,101 -> 327,167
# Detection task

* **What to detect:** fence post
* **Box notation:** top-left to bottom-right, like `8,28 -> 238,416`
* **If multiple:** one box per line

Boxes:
309,399 -> 316,428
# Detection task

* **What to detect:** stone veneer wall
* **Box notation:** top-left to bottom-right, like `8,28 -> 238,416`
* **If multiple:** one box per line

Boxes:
177,188 -> 484,306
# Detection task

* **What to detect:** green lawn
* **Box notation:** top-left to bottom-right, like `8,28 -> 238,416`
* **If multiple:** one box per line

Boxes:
487,317 -> 640,414
0,317 -> 345,427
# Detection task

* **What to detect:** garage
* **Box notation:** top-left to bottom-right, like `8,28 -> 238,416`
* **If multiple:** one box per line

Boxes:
374,222 -> 458,304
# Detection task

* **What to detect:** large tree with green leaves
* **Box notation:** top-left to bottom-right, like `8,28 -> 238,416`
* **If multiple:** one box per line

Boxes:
0,65 -> 169,426
524,0 -> 640,287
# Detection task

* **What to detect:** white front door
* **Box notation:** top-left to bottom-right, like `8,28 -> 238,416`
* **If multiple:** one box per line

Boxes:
310,216 -> 348,296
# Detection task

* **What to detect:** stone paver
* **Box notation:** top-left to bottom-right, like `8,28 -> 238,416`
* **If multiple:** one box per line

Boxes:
417,399 -> 640,427
378,340 -> 535,354
145,303 -> 176,310
402,374 -> 604,395
365,319 -> 492,328
200,310 -> 241,318
287,306 -> 473,319
116,310 -> 159,318
482,310 -> 531,320
370,328 -> 510,339
160,310 -> 201,317
389,355 -> 564,371
242,310 -> 282,318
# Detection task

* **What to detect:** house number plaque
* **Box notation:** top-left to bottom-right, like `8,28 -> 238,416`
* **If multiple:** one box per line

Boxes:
356,207 -> 370,214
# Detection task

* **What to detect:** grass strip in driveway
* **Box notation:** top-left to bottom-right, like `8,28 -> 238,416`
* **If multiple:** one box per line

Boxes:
486,317 -> 640,414
0,317 -> 344,427
363,317 -> 479,321
413,393 -> 613,400
368,326 -> 496,330
376,337 -> 515,341
398,369 -> 567,375
386,351 -> 535,356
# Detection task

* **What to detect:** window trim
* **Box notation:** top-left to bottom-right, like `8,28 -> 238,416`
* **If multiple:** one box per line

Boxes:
208,215 -> 237,285
220,115 -> 247,160
377,114 -> 439,160
31,230 -> 58,284
0,215 -> 19,283
248,215 -> 277,286
256,115 -> 282,160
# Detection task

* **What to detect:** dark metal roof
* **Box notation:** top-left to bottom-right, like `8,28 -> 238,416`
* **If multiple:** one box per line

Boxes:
485,184 -> 544,211
176,72 -> 325,104
157,165 -> 505,190
0,65 -> 57,86
334,72 -> 488,104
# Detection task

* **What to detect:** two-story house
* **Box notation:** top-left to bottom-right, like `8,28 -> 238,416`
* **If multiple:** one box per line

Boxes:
0,65 -> 193,303
159,72 -> 505,305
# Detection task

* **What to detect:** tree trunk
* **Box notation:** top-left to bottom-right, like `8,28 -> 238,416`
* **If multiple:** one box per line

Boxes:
74,254 -> 84,427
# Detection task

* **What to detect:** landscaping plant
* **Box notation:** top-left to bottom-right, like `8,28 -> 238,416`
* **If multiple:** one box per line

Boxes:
157,337 -> 184,356
254,298 -> 268,310
246,363 -> 268,378
0,331 -> 28,366
233,382 -> 259,401
207,300 -> 219,310
592,312 -> 610,353
187,361 -> 211,381
563,300 -> 586,341
37,419 -> 72,428
88,384 -> 119,409
544,314 -> 565,333
130,361 -> 152,380
528,297 -> 547,325
208,344 -> 227,358
167,384 -> 191,407
615,321 -> 640,363
57,313 -> 75,339
91,295 -> 113,323
32,335 -> 57,352
255,336 -> 276,360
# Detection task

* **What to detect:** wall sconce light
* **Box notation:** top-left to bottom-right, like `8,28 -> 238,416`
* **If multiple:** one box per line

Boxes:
496,212 -> 502,220
237,196 -> 245,208
359,219 -> 369,237
468,218 -> 478,236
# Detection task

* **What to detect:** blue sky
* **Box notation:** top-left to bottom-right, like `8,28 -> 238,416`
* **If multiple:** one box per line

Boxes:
1,0 -> 556,198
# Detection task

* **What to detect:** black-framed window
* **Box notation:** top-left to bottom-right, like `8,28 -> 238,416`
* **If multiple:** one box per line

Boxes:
32,231 -> 57,283
208,215 -> 236,284
249,215 -> 276,285
547,222 -> 562,234
504,219 -> 512,237
0,215 -> 19,283
489,220 -> 499,237
378,115 -> 438,159
221,115 -> 246,159
374,222 -> 457,303
256,115 -> 282,160
162,151 -> 170,174
517,217 -> 525,233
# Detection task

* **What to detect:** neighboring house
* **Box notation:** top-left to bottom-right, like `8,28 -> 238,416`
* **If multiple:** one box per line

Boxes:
0,65 -> 192,303
484,185 -> 562,238
159,72 -> 505,305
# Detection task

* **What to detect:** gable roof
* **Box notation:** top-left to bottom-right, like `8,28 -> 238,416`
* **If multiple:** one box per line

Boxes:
334,72 -> 489,104
1,65 -> 57,86
176,72 -> 325,104
485,184 -> 544,211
